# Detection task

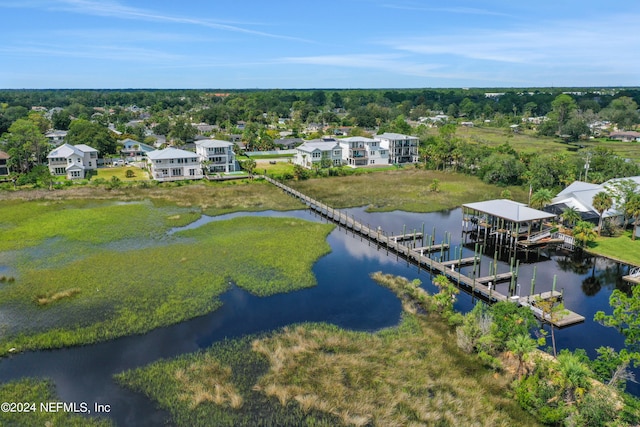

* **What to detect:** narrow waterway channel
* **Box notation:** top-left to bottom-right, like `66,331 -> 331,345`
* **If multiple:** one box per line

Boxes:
0,208 -> 637,425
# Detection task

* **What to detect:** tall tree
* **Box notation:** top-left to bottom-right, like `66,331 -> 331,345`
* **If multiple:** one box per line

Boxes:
572,221 -> 597,247
561,206 -> 582,227
592,191 -> 613,236
2,118 -> 49,173
66,119 -> 117,155
623,194 -> 640,240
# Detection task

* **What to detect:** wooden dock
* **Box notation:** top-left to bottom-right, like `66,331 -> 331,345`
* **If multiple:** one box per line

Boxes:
263,176 -> 585,328
441,256 -> 479,268
622,266 -> 640,284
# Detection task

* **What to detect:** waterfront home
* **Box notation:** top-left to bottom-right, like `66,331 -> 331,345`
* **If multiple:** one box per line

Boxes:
146,147 -> 203,181
120,138 -> 155,161
194,139 -> 236,173
0,151 -> 9,176
338,136 -> 388,167
374,133 -> 419,164
548,176 -> 640,223
47,143 -> 98,179
293,138 -> 343,169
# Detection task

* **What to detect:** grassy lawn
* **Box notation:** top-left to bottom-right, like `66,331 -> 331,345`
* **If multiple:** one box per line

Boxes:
441,126 -> 572,154
117,276 -> 540,427
0,378 -> 112,426
590,230 -> 640,266
0,196 -> 333,355
94,165 -> 149,181
289,168 -> 528,212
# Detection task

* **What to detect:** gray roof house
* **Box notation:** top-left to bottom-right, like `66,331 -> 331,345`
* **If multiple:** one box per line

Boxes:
294,138 -> 343,169
47,143 -> 99,179
146,147 -> 203,182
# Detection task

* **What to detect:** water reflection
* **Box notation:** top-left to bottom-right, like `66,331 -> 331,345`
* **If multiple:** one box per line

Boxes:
0,207 -> 638,425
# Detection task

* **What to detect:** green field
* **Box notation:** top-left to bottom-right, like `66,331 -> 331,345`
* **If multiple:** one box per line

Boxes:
590,230 -> 640,266
94,165 -> 150,181
289,168 -> 528,212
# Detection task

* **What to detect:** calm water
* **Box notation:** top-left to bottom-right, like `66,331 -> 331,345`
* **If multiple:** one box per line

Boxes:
0,208 -> 636,425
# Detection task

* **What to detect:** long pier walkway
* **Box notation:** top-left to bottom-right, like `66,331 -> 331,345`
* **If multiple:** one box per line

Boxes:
264,176 -> 585,327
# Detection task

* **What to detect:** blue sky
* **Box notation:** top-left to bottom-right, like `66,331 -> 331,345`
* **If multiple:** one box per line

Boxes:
1,0 -> 638,89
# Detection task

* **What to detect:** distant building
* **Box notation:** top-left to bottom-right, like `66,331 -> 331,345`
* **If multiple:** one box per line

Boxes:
0,151 -> 10,176
609,131 -> 640,142
47,143 -> 98,179
374,133 -> 419,164
146,147 -> 203,182
45,130 -> 67,146
120,138 -> 155,161
274,138 -> 303,149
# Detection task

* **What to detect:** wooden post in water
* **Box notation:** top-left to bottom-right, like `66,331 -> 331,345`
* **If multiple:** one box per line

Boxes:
529,266 -> 537,303
421,222 -> 425,247
493,250 -> 498,285
552,275 -> 557,294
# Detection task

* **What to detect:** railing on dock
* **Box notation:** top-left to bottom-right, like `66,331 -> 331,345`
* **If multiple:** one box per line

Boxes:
263,176 -> 585,327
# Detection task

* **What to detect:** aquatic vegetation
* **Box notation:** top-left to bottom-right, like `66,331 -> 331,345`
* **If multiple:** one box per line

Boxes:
0,201 -> 333,354
117,277 -> 540,426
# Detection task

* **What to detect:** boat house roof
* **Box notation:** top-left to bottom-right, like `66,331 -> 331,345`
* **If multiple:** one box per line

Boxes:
462,199 -> 556,223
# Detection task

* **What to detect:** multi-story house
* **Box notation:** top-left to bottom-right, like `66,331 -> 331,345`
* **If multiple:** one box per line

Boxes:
338,137 -> 389,167
294,138 -> 343,169
120,138 -> 155,161
0,151 -> 10,176
194,139 -> 236,173
47,143 -> 99,179
146,147 -> 203,182
374,133 -> 419,164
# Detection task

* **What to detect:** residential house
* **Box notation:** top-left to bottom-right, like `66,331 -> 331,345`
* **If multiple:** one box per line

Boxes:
547,176 -> 640,224
374,133 -> 419,164
338,137 -> 388,167
609,131 -> 640,142
0,151 -> 10,176
194,139 -> 236,173
120,138 -> 155,161
47,143 -> 99,179
274,138 -> 303,149
146,147 -> 203,182
294,138 -> 343,169
45,130 -> 67,146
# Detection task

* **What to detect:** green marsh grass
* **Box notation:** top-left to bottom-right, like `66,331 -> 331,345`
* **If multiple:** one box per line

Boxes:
0,212 -> 333,355
118,274 -> 541,427
289,168 -> 528,212
0,378 -> 112,426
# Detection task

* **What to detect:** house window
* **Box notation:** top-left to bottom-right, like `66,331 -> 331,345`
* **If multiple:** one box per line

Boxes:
170,159 -> 174,164
172,168 -> 182,176
334,150 -> 341,156
89,162 -> 92,167
370,160 -> 375,164
189,169 -> 196,176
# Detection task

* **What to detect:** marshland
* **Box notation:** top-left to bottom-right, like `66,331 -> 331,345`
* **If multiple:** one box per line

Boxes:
0,175 -> 639,425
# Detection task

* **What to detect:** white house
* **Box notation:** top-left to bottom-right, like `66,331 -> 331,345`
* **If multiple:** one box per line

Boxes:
120,138 -> 155,161
194,139 -> 236,173
146,147 -> 203,182
294,138 -> 343,169
374,133 -> 419,164
47,143 -> 98,179
548,176 -> 640,223
338,137 -> 388,167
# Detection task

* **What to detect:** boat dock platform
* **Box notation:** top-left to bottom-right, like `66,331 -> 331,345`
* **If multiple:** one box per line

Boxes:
264,176 -> 585,328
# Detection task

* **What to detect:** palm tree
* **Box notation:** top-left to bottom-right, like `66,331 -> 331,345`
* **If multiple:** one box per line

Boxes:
241,158 -> 257,178
529,188 -> 554,209
561,206 -> 581,228
624,194 -> 640,240
506,334 -> 537,379
572,220 -> 597,247
556,352 -> 592,404
592,191 -> 613,236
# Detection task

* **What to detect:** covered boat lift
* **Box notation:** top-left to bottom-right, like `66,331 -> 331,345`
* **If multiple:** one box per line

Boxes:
462,199 -> 558,249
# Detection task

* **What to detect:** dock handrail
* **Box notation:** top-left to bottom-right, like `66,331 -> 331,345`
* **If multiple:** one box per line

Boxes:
630,266 -> 640,278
